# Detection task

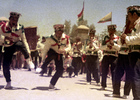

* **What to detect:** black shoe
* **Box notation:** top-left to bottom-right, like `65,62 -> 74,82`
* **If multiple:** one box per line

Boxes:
40,72 -> 44,76
47,74 -> 52,77
28,68 -> 31,71
72,75 -> 78,77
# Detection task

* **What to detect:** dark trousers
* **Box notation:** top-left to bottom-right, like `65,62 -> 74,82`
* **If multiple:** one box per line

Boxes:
66,66 -> 74,77
31,50 -> 39,69
80,62 -> 86,74
128,52 -> 140,100
72,57 -> 82,76
3,41 -> 29,82
101,55 -> 117,88
39,56 -> 42,64
41,49 -> 64,86
86,55 -> 100,83
113,54 -> 131,95
0,46 -> 3,70
48,66 -> 53,76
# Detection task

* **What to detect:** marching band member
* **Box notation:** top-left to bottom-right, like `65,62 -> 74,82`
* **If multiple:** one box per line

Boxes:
70,37 -> 83,77
84,29 -> 100,85
64,53 -> 73,78
121,5 -> 140,100
36,36 -> 46,68
100,25 -> 120,90
111,15 -> 131,99
39,24 -> 71,89
0,18 -> 9,70
47,60 -> 55,77
0,12 -> 34,89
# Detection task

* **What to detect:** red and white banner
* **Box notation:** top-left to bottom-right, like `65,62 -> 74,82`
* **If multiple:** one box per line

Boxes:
77,2 -> 84,22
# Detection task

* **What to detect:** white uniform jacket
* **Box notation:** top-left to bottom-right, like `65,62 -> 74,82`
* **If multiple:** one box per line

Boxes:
118,26 -> 131,55
63,56 -> 72,67
70,41 -> 83,57
118,39 -> 129,55
42,33 -> 71,62
125,17 -> 140,53
85,37 -> 99,55
0,22 -> 30,53
36,41 -> 45,57
100,34 -> 120,57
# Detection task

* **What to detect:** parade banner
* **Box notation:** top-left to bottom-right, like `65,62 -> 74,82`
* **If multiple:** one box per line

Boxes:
98,12 -> 112,23
77,1 -> 84,22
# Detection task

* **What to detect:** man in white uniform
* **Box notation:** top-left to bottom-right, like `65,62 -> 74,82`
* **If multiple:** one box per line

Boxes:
40,24 -> 71,89
0,12 -> 34,89
121,5 -> 140,100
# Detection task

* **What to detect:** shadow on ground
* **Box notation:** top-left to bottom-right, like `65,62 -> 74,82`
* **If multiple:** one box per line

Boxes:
31,86 -> 60,91
75,82 -> 87,85
5,87 -> 28,90
104,94 -> 123,99
0,85 -> 4,89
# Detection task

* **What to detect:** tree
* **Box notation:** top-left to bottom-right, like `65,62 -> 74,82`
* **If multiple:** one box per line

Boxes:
89,24 -> 95,30
77,19 -> 88,26
69,24 -> 78,43
64,20 -> 71,35
97,29 -> 108,43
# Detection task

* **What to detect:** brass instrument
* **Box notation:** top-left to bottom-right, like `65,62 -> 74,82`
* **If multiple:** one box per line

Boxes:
121,15 -> 131,45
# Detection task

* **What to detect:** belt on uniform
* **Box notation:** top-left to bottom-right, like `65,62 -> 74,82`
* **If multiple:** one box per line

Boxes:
120,47 -> 129,51
86,51 -> 97,55
74,52 -> 80,54
104,50 -> 116,54
129,45 -> 140,50
94,51 -> 98,54
74,52 -> 81,56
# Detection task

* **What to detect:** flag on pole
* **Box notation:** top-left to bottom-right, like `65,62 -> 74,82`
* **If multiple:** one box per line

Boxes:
98,12 -> 112,23
77,1 -> 84,22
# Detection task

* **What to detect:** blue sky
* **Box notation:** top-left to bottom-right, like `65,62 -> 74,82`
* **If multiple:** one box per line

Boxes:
0,0 -> 140,36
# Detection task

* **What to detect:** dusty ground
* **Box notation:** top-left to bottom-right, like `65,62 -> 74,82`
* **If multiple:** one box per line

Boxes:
0,69 -> 133,100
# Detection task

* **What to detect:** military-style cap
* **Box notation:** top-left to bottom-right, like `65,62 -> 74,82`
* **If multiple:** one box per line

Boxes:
10,12 -> 21,18
107,24 -> 117,30
53,24 -> 65,31
89,29 -> 96,34
127,5 -> 140,13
